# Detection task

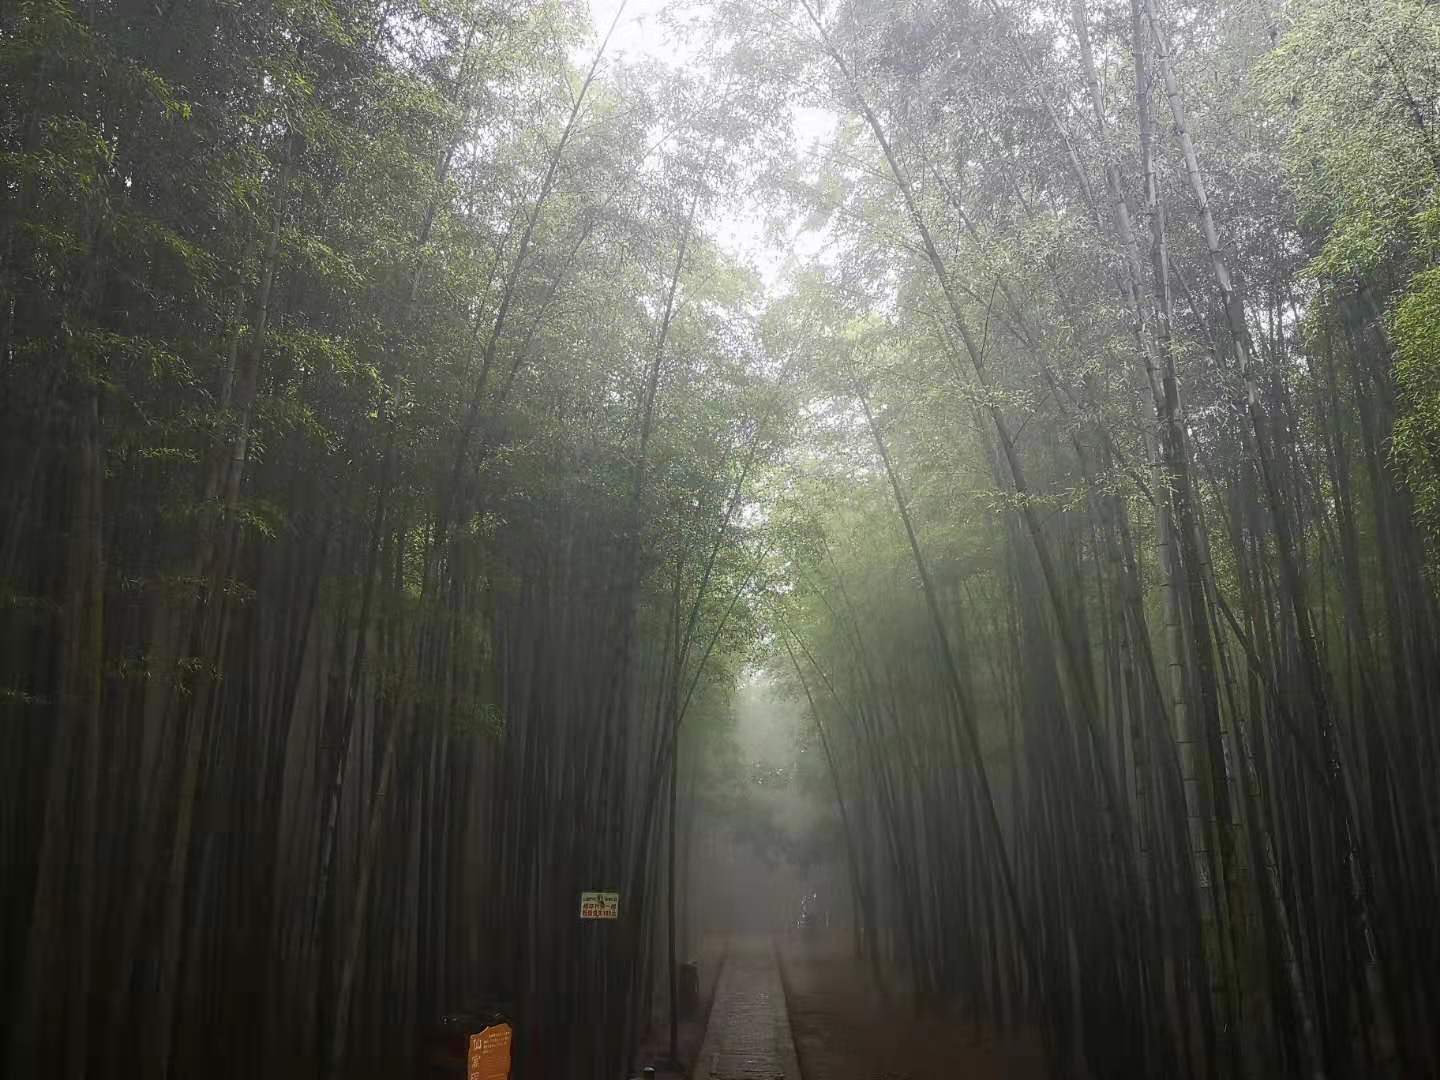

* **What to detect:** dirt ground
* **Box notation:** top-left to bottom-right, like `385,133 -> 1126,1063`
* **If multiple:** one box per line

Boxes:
776,934 -> 1047,1080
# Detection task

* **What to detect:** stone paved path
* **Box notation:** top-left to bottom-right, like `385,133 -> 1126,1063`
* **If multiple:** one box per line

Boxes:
693,938 -> 802,1080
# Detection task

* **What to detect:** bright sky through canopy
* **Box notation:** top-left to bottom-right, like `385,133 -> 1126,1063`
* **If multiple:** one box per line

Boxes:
589,0 -> 698,64
587,0 -> 837,288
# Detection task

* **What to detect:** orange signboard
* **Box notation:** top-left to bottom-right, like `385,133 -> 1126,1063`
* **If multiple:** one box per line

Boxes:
467,1022 -> 512,1080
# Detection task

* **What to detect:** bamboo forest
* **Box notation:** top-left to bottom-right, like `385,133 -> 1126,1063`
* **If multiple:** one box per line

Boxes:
4,0 -> 1440,1077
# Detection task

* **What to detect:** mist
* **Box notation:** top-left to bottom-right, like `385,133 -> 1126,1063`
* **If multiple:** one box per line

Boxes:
3,0 -> 1439,1077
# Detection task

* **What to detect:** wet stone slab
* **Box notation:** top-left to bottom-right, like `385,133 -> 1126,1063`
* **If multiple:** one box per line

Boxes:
695,940 -> 802,1080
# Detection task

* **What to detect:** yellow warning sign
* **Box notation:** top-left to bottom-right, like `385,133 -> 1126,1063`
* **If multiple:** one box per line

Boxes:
579,890 -> 620,919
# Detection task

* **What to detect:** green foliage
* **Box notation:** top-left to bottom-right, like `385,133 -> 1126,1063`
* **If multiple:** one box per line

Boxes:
6,0 -> 1438,1073
1259,0 -> 1440,555
1391,269 -> 1440,551
1261,0 -> 1440,282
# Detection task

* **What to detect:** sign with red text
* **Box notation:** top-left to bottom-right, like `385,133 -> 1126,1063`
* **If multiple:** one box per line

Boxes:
579,891 -> 620,919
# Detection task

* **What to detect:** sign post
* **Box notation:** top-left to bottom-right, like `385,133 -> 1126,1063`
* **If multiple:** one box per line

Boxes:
579,891 -> 620,920
467,1021 -> 511,1080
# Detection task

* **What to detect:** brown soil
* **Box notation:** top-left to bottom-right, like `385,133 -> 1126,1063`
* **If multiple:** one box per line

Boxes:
776,935 -> 1047,1080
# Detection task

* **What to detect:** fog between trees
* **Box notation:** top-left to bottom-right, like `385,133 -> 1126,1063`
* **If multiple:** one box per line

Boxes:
4,0 -> 1440,1076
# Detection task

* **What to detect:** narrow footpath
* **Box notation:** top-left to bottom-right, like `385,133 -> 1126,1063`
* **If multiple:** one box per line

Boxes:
692,938 -> 802,1080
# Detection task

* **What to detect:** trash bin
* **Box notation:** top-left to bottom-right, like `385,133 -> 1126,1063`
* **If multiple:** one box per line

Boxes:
678,960 -> 700,1019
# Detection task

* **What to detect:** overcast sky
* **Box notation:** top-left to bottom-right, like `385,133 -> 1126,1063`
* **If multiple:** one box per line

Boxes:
586,0 -> 837,290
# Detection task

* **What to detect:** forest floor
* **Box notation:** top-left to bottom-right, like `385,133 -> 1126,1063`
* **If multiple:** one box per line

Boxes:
776,932 -> 1048,1080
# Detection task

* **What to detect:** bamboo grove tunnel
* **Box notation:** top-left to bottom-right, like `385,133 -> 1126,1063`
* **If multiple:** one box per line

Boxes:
3,0 -> 1440,1077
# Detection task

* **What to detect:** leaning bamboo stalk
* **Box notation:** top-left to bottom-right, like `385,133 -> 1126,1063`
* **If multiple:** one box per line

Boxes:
777,619 -> 879,961
441,0 -> 630,530
108,120 -> 298,1077
800,0 -> 1142,898
322,12 -> 636,1072
1131,7 -> 1243,1066
1044,10 -> 1325,1058
1142,1 -> 1397,1063
855,382 -> 1053,1054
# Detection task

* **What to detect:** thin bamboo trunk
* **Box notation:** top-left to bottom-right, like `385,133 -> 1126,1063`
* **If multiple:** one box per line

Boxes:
1143,4 -> 1398,1065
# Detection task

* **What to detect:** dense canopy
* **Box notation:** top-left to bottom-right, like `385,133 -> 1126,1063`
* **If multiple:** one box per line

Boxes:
3,0 -> 1440,1077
